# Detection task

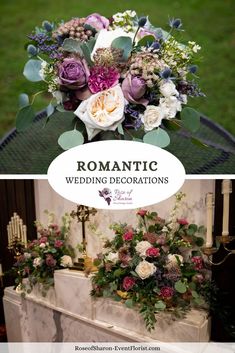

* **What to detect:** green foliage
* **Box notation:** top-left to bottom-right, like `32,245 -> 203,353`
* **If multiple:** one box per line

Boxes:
111,36 -> 132,61
62,38 -> 83,54
23,59 -> 42,82
58,129 -> 84,150
143,128 -> 170,148
16,105 -> 35,131
181,107 -> 201,133
175,280 -> 187,293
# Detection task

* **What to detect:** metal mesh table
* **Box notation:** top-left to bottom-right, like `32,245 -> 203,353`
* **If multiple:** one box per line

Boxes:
0,111 -> 235,174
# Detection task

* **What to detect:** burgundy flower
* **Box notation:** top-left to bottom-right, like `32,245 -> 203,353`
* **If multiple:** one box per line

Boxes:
192,274 -> 204,283
191,256 -> 204,270
146,247 -> 160,257
58,58 -> 90,89
137,209 -> 147,217
39,237 -> 48,244
88,66 -> 120,93
177,218 -> 189,226
118,247 -> 131,266
160,286 -> 174,298
54,240 -> 63,248
123,231 -> 133,241
45,254 -> 57,267
122,74 -> 148,106
123,276 -> 136,291
85,13 -> 109,31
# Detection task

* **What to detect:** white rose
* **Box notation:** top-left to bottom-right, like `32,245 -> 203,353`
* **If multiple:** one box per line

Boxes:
105,252 -> 119,263
135,241 -> 152,257
24,252 -> 31,259
33,257 -> 43,268
141,105 -> 165,132
159,80 -> 178,98
159,96 -> 182,119
60,255 -> 73,268
135,260 -> 157,280
74,85 -> 125,140
39,243 -> 46,248
166,254 -> 184,270
91,28 -> 135,60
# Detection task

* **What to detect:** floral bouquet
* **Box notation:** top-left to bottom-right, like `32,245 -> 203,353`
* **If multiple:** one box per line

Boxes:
12,212 -> 75,296
91,194 -> 213,331
16,10 -> 205,150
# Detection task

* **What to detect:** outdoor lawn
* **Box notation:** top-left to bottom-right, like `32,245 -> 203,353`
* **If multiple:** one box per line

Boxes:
0,0 -> 234,138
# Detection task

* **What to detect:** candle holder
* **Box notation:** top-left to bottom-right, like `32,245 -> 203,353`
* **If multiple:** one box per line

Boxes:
202,236 -> 235,266
7,213 -> 27,259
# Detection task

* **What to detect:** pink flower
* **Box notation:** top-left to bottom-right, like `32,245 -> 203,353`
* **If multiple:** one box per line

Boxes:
146,247 -> 160,257
88,66 -> 120,93
160,286 -> 174,298
85,13 -> 109,31
123,276 -> 136,291
45,254 -> 57,267
39,237 -> 48,244
191,256 -> 204,270
156,235 -> 166,245
123,231 -> 134,241
54,240 -> 63,248
193,274 -> 204,283
143,232 -> 158,244
137,209 -> 147,217
177,218 -> 189,226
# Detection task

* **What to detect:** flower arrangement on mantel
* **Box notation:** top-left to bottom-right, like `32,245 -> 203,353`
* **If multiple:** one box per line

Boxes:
16,10 -> 205,150
12,212 -> 75,296
91,193 -> 214,331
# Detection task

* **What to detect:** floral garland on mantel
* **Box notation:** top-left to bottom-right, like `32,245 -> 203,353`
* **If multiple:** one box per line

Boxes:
91,193 -> 214,331
12,212 -> 75,296
16,10 -> 205,150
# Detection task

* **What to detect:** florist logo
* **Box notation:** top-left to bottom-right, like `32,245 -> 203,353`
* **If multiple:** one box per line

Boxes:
99,188 -> 133,206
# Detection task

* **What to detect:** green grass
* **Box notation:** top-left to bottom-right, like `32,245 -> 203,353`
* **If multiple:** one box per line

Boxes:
0,0 -> 234,138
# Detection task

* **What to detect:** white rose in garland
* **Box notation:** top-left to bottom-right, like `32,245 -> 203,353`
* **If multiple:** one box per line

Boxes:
135,260 -> 157,280
60,255 -> 73,268
141,105 -> 165,131
165,254 -> 184,270
106,252 -> 119,264
135,241 -> 152,257
33,257 -> 43,268
159,80 -> 179,97
159,96 -> 182,119
75,85 -> 125,140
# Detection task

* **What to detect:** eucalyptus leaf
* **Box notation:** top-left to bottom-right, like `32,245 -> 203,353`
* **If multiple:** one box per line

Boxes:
125,299 -> 134,308
192,290 -> 199,299
162,119 -> 181,131
181,107 -> 201,133
80,38 -> 96,66
16,105 -> 35,131
111,36 -> 132,61
58,130 -> 84,150
155,300 -> 166,310
19,93 -> 29,108
175,280 -> 187,294
143,128 -> 170,148
23,59 -> 42,82
62,38 -> 83,54
138,35 -> 155,47
189,224 -> 198,232
195,237 -> 204,247
117,123 -> 124,135
46,103 -> 54,117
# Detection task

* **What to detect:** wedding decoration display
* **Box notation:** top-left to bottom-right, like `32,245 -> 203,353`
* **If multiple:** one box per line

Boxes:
16,10 -> 204,150
12,212 -> 75,296
91,193 -> 213,331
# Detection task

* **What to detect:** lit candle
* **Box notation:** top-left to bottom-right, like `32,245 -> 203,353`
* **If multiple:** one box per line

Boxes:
222,180 -> 232,236
205,192 -> 214,247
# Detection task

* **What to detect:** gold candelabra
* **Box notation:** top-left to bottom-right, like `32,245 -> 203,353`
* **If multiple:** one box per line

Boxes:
7,213 -> 27,258
202,235 -> 235,266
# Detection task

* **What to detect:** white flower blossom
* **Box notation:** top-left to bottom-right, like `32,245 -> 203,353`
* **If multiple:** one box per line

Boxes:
33,257 -> 43,268
135,260 -> 156,280
141,106 -> 165,131
135,241 -> 152,257
105,252 -> 119,264
60,255 -> 73,268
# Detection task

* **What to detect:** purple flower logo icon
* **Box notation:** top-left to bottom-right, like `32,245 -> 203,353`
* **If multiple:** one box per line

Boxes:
99,188 -> 112,205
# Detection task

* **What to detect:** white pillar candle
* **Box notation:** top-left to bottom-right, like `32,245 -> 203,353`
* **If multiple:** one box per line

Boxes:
205,192 -> 214,247
0,264 -> 3,276
222,179 -> 232,236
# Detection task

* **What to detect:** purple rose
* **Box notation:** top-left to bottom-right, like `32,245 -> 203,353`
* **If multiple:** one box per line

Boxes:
122,74 -> 148,106
45,254 -> 57,267
85,13 -> 109,31
58,58 -> 90,89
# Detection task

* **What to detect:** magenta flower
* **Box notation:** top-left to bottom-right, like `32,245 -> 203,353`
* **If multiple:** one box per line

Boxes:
146,247 -> 160,257
39,237 -> 48,244
137,209 -> 147,217
160,286 -> 174,298
123,231 -> 134,241
54,240 -> 64,248
45,254 -> 57,267
85,13 -> 109,31
88,66 -> 120,93
177,218 -> 189,226
123,276 -> 136,291
191,256 -> 203,270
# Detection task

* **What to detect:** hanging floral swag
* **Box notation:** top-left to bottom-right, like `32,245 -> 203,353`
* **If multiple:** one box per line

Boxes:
91,193 -> 215,331
12,211 -> 75,297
